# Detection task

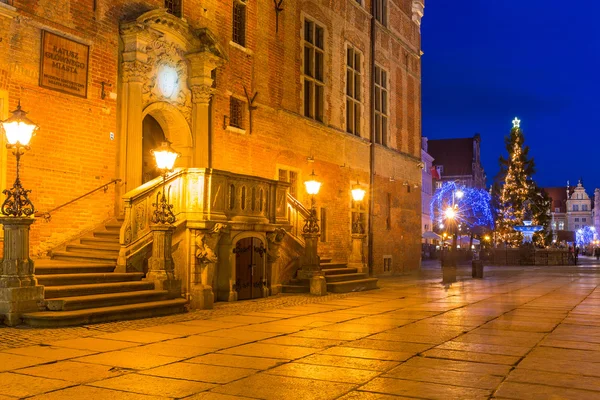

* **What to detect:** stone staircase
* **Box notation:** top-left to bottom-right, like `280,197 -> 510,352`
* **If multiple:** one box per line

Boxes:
282,257 -> 378,294
21,219 -> 187,327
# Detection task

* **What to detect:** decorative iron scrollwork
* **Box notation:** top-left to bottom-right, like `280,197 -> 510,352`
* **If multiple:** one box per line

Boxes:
302,207 -> 320,234
152,184 -> 176,224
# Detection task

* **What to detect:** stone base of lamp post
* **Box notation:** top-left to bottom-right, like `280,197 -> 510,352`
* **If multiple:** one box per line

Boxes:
348,233 -> 367,273
0,217 -> 44,326
144,224 -> 181,298
298,233 -> 326,296
189,284 -> 214,310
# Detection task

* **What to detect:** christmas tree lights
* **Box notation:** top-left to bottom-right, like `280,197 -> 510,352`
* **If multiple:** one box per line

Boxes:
430,181 -> 494,230
576,226 -> 596,247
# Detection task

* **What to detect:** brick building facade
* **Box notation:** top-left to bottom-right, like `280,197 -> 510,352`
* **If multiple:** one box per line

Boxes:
0,0 -> 424,292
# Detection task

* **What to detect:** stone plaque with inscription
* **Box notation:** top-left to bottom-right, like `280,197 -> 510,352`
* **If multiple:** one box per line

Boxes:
39,31 -> 89,98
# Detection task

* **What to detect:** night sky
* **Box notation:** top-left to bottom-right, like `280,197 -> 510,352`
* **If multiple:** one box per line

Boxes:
421,1 -> 600,192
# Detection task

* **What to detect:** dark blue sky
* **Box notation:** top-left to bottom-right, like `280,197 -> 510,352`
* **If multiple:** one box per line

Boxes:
422,1 -> 600,192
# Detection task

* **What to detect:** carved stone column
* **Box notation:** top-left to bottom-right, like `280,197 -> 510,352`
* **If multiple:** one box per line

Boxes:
0,218 -> 44,326
120,28 -> 151,193
187,52 -> 222,168
144,224 -> 181,297
348,233 -> 367,274
266,228 -> 287,295
192,223 -> 227,310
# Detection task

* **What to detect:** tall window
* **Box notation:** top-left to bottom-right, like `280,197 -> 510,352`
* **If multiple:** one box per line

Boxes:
386,193 -> 391,230
374,66 -> 388,146
320,207 -> 327,242
573,205 -> 579,211
346,46 -> 362,136
374,0 -> 387,26
165,0 -> 182,18
232,1 -> 247,47
303,19 -> 325,122
229,97 -> 244,129
559,221 -> 564,230
278,169 -> 298,198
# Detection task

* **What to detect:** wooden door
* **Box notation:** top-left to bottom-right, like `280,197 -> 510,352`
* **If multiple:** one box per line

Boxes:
234,238 -> 265,300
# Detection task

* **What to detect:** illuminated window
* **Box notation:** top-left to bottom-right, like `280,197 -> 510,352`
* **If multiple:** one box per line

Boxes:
374,0 -> 387,26
559,221 -> 564,230
232,0 -> 247,47
229,97 -> 244,129
165,0 -> 182,18
374,66 -> 388,146
346,46 -> 362,136
552,222 -> 557,230
303,19 -> 325,122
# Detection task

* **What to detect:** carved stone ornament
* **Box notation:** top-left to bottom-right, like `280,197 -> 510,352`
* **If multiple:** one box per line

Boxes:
195,223 -> 228,265
191,85 -> 215,104
122,60 -> 152,83
266,227 -> 287,263
141,37 -> 193,122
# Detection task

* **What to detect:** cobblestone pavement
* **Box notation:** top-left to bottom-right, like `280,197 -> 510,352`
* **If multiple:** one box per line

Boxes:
2,262 -> 600,399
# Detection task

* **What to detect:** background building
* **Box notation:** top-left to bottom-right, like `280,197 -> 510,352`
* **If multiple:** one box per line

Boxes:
427,134 -> 486,190
544,181 -> 596,243
0,0 -> 425,321
421,137 -> 434,236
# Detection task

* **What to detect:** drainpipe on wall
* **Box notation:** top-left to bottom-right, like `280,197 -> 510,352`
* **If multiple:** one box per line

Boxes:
367,2 -> 377,276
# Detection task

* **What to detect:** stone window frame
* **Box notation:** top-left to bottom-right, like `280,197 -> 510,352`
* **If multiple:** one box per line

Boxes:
301,16 -> 326,123
229,96 -> 244,129
374,64 -> 389,146
277,166 -> 299,199
374,0 -> 388,27
232,0 -> 247,47
345,43 -> 363,137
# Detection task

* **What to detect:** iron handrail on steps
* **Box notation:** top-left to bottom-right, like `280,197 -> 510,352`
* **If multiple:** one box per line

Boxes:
35,179 -> 122,222
286,193 -> 311,219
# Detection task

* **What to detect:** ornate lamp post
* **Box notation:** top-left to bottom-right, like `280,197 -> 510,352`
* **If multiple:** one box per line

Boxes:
298,170 -> 326,295
145,141 -> 181,297
349,181 -> 367,273
442,204 -> 458,283
0,102 -> 43,326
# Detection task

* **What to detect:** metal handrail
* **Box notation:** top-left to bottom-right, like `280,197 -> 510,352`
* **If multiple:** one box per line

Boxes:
286,193 -> 311,219
35,179 -> 122,221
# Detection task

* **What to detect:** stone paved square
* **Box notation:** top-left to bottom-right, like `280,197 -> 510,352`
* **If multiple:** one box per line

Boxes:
3,264 -> 600,399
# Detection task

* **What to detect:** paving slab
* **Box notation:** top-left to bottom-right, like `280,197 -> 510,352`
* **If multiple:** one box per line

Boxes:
0,352 -> 48,372
384,365 -> 503,389
507,367 -> 600,392
187,353 -> 288,370
266,362 -> 379,384
16,360 -> 125,383
211,372 -> 357,400
89,373 -> 215,397
495,381 -> 600,400
3,345 -> 94,361
27,385 -> 165,399
318,346 -> 414,362
73,349 -> 183,370
218,343 -> 318,359
46,337 -> 138,352
359,377 -> 491,399
94,330 -> 182,343
140,361 -> 257,384
0,372 -> 74,398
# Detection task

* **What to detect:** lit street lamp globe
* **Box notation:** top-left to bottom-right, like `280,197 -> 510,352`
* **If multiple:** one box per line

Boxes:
445,207 -> 456,220
351,181 -> 366,202
153,141 -> 179,171
1,102 -> 39,148
304,170 -> 321,196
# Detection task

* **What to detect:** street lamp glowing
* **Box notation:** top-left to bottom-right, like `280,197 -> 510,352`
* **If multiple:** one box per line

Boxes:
153,141 -> 179,171
484,235 -> 490,241
455,190 -> 464,199
1,102 -> 38,147
351,181 -> 366,202
445,207 -> 456,220
304,170 -> 321,196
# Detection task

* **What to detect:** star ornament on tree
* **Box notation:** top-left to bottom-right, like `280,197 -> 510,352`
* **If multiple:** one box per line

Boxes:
512,117 -> 521,129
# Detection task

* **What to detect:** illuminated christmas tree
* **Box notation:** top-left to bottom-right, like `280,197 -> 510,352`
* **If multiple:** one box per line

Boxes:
495,117 -> 536,246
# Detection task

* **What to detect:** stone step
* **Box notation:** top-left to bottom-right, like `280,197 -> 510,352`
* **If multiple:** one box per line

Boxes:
327,278 -> 379,293
22,298 -> 188,328
80,236 -> 120,246
46,290 -> 170,311
66,244 -> 120,254
44,281 -> 155,299
320,262 -> 348,270
323,267 -> 358,276
35,263 -> 115,275
105,222 -> 122,231
319,257 -> 332,264
52,251 -> 118,263
37,272 -> 144,287
325,272 -> 368,283
281,284 -> 310,294
93,230 -> 119,239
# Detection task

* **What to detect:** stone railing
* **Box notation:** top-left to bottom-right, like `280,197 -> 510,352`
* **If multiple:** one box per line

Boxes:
285,193 -> 311,244
117,168 -> 290,271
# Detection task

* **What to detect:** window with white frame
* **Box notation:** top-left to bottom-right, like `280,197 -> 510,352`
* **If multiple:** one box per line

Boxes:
374,65 -> 388,146
303,19 -> 325,122
346,46 -> 362,136
374,0 -> 387,26
232,0 -> 247,47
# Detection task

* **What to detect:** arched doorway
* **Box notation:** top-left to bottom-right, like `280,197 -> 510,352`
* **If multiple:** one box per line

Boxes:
233,237 -> 266,300
142,114 -> 166,184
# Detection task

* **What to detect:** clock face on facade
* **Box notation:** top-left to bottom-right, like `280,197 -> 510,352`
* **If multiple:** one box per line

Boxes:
157,66 -> 179,98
